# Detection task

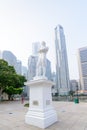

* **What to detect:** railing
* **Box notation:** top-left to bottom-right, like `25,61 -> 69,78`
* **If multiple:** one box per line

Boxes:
52,95 -> 87,102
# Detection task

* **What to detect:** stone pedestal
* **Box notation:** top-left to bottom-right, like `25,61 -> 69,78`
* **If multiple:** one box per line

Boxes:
25,78 -> 57,129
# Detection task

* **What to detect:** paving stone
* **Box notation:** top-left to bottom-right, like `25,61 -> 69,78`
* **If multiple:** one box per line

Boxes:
0,101 -> 87,130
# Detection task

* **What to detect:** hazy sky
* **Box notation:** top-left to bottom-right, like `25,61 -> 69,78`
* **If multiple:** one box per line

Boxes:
0,0 -> 87,79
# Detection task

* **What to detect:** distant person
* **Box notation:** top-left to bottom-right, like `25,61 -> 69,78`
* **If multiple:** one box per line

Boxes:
21,96 -> 24,104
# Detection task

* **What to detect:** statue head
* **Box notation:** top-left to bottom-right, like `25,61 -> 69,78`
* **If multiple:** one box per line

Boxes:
41,41 -> 46,47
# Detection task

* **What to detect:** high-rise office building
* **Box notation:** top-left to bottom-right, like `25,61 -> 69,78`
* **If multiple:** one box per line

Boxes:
46,59 -> 52,80
70,80 -> 78,92
32,42 -> 40,56
22,66 -> 28,97
2,50 -> 17,68
78,47 -> 87,91
22,66 -> 28,79
55,25 -> 70,95
27,55 -> 38,80
2,50 -> 22,75
15,60 -> 22,75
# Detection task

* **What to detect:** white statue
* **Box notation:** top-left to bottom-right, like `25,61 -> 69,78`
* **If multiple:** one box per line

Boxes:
36,41 -> 48,77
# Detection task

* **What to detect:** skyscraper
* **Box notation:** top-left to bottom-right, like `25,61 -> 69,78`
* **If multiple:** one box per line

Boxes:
28,55 -> 38,80
32,42 -> 40,56
2,50 -> 22,75
2,50 -> 17,68
78,47 -> 87,92
15,60 -> 22,75
55,25 -> 70,95
22,66 -> 28,79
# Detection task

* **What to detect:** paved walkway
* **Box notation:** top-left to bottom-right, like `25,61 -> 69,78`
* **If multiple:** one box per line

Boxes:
0,100 -> 87,130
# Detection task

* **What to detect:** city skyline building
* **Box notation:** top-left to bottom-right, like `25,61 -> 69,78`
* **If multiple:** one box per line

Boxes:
2,50 -> 22,75
22,66 -> 28,97
27,55 -> 37,80
32,42 -> 40,56
55,25 -> 70,95
22,66 -> 28,79
70,80 -> 78,92
45,59 -> 52,80
2,50 -> 17,68
15,60 -> 22,75
78,47 -> 87,92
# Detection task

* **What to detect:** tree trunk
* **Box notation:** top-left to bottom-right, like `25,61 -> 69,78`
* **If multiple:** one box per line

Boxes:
8,95 -> 11,100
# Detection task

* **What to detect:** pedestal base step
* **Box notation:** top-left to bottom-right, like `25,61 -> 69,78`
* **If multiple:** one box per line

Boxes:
25,109 -> 58,129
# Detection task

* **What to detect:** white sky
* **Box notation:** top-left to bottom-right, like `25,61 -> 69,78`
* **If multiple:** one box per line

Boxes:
0,0 -> 87,79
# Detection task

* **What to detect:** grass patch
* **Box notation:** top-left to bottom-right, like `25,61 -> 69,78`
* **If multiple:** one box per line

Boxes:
24,103 -> 29,107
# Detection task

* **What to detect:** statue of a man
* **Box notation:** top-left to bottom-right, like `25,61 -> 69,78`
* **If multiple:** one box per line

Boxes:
36,41 -> 48,77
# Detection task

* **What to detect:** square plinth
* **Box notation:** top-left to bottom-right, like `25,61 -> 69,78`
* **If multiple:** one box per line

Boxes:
25,79 -> 58,128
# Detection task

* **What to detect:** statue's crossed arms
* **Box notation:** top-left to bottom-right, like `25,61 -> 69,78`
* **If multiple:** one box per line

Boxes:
36,41 -> 48,77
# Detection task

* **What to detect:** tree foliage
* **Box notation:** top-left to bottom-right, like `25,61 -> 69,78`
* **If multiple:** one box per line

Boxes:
69,90 -> 75,96
0,59 -> 26,100
3,86 -> 23,100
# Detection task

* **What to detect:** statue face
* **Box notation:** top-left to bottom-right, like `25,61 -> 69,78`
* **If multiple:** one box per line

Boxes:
41,41 -> 46,46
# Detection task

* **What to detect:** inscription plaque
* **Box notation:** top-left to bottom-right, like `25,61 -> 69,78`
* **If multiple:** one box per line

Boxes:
33,101 -> 39,106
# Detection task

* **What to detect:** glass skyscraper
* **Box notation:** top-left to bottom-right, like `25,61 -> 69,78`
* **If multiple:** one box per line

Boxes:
32,42 -> 40,56
78,47 -> 87,91
2,50 -> 22,75
55,25 -> 70,95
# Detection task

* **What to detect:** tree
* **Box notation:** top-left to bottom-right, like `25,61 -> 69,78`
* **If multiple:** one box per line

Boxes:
0,59 -> 26,100
69,90 -> 75,101
3,86 -> 23,100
